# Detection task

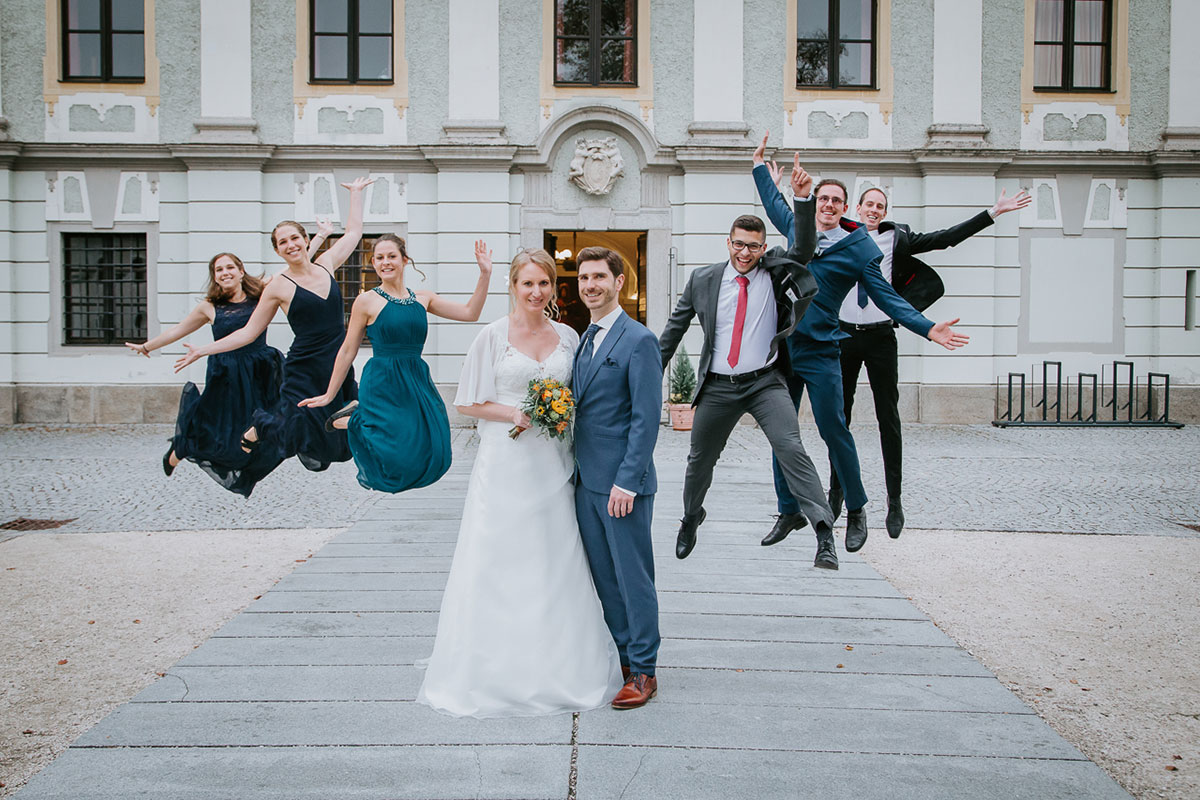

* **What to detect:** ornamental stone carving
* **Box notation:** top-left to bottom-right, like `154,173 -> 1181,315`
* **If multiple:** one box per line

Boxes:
567,136 -> 625,196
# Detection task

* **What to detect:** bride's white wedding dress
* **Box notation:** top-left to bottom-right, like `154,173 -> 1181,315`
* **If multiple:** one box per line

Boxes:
417,317 -> 623,718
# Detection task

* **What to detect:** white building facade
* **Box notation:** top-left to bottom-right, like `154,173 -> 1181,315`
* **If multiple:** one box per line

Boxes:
0,0 -> 1197,424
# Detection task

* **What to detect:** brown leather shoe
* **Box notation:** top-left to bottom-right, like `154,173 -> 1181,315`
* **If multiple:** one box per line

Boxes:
611,673 -> 657,709
621,664 -> 630,680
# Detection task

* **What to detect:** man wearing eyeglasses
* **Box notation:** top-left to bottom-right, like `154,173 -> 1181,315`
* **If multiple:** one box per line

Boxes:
751,133 -> 968,559
660,157 -> 841,571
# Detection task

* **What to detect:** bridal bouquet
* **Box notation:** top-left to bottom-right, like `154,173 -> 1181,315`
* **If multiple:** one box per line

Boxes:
509,378 -> 575,440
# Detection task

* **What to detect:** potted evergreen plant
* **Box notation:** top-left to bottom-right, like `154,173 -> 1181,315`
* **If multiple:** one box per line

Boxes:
666,344 -> 697,431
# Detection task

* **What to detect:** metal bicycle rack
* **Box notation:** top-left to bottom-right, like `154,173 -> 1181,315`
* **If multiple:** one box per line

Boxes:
994,361 -> 1184,428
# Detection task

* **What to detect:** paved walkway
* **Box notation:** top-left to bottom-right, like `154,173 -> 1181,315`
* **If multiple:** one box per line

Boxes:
8,425 -> 1154,799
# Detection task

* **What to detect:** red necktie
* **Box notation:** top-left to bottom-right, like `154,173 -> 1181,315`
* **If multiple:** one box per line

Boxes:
727,275 -> 750,369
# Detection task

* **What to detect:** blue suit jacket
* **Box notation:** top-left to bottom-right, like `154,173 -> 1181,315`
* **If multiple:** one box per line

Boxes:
753,165 -> 935,344
572,311 -> 662,496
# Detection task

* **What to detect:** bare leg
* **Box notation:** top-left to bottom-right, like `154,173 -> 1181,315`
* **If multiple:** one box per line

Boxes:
241,426 -> 259,452
331,416 -> 349,431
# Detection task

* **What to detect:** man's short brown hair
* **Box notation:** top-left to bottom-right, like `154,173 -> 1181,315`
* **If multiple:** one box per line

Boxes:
815,178 -> 848,203
576,246 -> 624,278
730,214 -> 766,238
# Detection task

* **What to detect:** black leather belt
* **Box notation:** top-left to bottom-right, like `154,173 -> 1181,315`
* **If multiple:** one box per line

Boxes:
707,364 -> 778,384
840,320 -> 896,332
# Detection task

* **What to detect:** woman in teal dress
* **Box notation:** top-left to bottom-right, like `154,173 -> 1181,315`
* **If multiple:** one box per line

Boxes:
300,234 -> 492,492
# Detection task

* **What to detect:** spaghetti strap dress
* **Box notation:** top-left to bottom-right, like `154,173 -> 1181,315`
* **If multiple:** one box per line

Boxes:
171,297 -> 285,497
250,268 -> 357,472
347,287 -> 451,492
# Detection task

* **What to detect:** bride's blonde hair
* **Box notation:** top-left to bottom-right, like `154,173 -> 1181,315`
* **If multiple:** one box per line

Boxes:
508,248 -> 560,320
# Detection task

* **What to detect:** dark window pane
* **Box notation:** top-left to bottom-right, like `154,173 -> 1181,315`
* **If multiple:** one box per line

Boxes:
839,0 -> 872,40
68,33 -> 103,77
313,0 -> 349,33
62,233 -> 147,345
557,0 -> 589,36
838,42 -> 872,86
1034,0 -> 1064,41
314,35 -> 349,79
111,0 -> 143,30
358,35 -> 392,80
556,38 -> 589,82
797,39 -> 830,86
1034,43 -> 1062,86
601,0 -> 633,37
1073,44 -> 1105,87
796,0 -> 829,39
67,0 -> 102,29
599,38 -> 634,83
359,0 -> 391,33
111,33 -> 144,78
1074,0 -> 1106,43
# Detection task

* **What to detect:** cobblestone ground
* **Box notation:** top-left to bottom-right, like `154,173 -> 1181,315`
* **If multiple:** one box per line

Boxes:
1,423 -> 1197,537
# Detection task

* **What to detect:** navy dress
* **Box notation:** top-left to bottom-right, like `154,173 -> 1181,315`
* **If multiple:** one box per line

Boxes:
251,268 -> 358,472
172,297 -> 285,497
347,287 -> 451,492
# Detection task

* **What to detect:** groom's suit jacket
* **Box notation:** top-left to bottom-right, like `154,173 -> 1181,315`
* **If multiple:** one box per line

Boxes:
572,311 -> 662,496
658,197 -> 818,403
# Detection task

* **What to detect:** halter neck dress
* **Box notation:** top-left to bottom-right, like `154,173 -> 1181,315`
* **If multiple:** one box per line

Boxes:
172,296 -> 285,497
250,267 -> 357,472
347,287 -> 451,492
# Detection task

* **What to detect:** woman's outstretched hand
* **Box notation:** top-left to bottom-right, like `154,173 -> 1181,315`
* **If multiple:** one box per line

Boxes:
298,394 -> 333,409
341,176 -> 375,193
173,343 -> 202,373
125,342 -> 151,357
474,240 -> 493,277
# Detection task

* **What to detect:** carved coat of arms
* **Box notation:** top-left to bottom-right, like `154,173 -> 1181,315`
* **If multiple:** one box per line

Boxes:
568,137 -> 625,196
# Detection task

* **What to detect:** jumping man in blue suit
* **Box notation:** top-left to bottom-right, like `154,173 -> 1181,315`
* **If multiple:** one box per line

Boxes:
572,246 -> 663,710
751,133 -> 969,554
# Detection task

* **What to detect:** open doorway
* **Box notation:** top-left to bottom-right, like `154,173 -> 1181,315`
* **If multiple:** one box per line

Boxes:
543,230 -> 647,336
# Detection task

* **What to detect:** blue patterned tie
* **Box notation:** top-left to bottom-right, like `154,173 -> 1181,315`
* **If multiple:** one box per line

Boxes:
857,282 -> 869,308
577,323 -> 600,374
816,231 -> 828,256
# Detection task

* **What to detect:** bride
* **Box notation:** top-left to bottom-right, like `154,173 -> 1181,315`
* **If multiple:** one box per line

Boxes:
416,248 -> 624,717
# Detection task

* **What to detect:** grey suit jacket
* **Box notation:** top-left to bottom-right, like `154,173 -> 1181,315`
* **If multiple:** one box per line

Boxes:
659,199 -> 818,402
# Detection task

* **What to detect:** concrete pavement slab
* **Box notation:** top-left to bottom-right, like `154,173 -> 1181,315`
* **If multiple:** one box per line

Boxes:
215,610 -> 439,638
250,589 -> 445,612
271,572 -> 450,591
659,611 -> 959,646
659,638 -> 995,676
654,574 -> 903,597
130,665 -> 422,702
657,591 -> 931,620
176,635 -> 433,666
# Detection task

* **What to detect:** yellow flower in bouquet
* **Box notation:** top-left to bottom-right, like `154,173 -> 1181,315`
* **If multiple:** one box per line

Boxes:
509,378 -> 576,440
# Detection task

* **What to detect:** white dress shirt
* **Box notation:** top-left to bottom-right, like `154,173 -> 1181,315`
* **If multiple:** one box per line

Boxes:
710,261 -> 776,375
581,306 -> 637,498
839,227 -> 896,325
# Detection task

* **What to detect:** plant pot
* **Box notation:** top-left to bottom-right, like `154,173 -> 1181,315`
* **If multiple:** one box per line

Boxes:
667,403 -> 695,431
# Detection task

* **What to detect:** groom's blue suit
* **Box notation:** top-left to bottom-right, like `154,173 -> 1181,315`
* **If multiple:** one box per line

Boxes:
573,310 -> 662,676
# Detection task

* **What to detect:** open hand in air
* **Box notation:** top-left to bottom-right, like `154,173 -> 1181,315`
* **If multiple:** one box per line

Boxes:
927,319 -> 970,351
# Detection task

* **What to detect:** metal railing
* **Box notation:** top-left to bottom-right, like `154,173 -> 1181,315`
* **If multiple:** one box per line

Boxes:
994,361 -> 1184,428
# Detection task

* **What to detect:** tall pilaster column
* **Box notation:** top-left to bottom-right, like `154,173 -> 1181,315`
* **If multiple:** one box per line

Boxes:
1163,0 -> 1200,149
193,0 -> 258,142
927,0 -> 988,147
443,0 -> 505,142
688,0 -> 748,143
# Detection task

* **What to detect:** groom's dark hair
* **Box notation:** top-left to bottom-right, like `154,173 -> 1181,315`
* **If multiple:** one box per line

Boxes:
576,246 -> 624,278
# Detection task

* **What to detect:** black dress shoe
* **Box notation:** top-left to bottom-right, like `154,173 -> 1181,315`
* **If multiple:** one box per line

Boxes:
162,444 -> 176,477
828,487 -> 844,521
844,508 -> 868,552
675,508 -> 706,559
324,399 -> 359,432
761,512 -> 808,546
886,497 -> 904,539
813,523 -> 839,570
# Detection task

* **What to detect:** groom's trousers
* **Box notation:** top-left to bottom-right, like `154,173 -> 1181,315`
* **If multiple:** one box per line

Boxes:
685,368 -> 834,531
575,488 -> 659,676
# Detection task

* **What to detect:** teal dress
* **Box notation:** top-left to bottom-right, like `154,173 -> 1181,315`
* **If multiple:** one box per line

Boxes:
348,287 -> 452,492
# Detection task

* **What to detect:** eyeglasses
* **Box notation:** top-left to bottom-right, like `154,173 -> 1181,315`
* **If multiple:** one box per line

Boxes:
730,240 -> 765,252
816,195 -> 845,207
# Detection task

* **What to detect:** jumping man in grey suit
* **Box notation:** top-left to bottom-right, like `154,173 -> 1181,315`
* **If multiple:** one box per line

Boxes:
659,159 -> 841,570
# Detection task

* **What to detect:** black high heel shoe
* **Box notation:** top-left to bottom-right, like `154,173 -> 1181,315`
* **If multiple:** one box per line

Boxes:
324,400 -> 358,432
240,434 -> 259,454
162,445 -> 176,477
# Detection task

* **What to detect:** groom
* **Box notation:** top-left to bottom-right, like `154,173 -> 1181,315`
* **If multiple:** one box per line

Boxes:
572,246 -> 663,710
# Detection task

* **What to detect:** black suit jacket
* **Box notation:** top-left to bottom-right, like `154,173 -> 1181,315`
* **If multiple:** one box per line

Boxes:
660,199 -> 819,402
883,211 -> 994,312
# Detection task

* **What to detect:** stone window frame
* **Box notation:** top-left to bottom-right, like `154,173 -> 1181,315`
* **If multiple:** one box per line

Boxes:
552,0 -> 637,88
1020,0 -> 1130,123
795,0 -> 878,91
47,222 -> 159,356
539,0 -> 653,119
308,0 -> 395,85
1032,0 -> 1113,93
294,0 -> 408,116
783,0 -> 893,123
43,0 -> 160,109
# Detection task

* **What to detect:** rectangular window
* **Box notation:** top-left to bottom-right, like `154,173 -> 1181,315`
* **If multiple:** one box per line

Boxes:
311,0 -> 393,84
62,232 -> 147,345
61,0 -> 145,82
1034,0 -> 1111,91
315,234 -> 381,332
555,0 -> 637,86
796,0 -> 876,89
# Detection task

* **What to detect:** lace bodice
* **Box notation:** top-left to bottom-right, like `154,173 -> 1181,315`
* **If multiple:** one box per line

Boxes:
455,317 -> 581,409
494,337 -> 575,406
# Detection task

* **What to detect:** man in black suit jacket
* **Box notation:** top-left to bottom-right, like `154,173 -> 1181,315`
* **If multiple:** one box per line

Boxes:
660,160 -> 841,570
834,186 -> 1030,538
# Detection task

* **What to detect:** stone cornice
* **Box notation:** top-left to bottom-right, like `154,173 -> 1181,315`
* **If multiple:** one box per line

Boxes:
419,144 -> 519,171
265,146 -> 435,173
169,143 -> 276,171
11,143 -> 182,171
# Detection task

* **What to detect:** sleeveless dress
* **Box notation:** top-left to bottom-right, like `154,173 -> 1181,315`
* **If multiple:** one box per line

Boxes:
250,269 -> 357,472
347,287 -> 451,492
171,298 -> 285,498
416,317 -> 623,718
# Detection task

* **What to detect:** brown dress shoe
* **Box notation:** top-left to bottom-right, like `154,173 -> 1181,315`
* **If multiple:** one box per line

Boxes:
621,664 -> 631,680
612,673 -> 657,709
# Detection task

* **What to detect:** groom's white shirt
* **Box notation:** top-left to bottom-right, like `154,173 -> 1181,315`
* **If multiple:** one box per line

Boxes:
582,305 -> 637,499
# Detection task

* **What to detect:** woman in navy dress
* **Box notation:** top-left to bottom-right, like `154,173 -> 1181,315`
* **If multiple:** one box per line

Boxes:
299,235 -> 492,492
126,252 -> 284,495
174,177 -> 372,475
